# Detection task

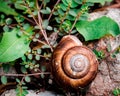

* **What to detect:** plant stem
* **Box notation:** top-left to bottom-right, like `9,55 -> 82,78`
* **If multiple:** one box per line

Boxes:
22,16 -> 36,25
23,0 -> 39,25
69,11 -> 82,34
36,38 -> 48,45
69,3 -> 88,34
36,0 -> 53,52
0,72 -> 50,77
48,0 -> 61,21
23,0 -> 53,52
58,3 -> 71,33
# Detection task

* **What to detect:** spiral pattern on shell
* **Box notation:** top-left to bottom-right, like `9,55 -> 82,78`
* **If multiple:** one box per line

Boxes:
51,35 -> 98,89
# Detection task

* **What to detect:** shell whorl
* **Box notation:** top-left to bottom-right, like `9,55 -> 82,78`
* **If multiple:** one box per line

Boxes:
52,35 -> 98,89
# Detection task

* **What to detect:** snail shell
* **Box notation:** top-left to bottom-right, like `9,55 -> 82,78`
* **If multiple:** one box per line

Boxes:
51,35 -> 98,89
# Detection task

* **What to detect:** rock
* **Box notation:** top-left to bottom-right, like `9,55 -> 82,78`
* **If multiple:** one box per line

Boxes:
89,8 -> 120,26
87,35 -> 120,96
1,89 -> 63,96
87,9 -> 120,95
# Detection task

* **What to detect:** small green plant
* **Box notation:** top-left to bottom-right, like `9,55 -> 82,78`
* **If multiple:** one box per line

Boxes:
16,78 -> 29,96
113,88 -> 120,96
93,49 -> 105,60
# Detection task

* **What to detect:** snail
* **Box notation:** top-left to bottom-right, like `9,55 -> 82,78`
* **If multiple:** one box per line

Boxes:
51,35 -> 98,89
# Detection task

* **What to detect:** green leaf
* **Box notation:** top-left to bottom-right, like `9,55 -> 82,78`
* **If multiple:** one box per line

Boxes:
69,9 -> 77,17
60,3 -> 67,11
16,78 -> 21,83
41,74 -> 45,79
47,26 -> 53,31
21,66 -> 27,73
14,1 -> 26,10
1,76 -> 7,84
40,7 -> 51,14
35,55 -> 40,60
22,86 -> 28,89
41,66 -> 46,72
93,49 -> 105,59
27,54 -> 33,60
58,9 -> 64,15
62,0 -> 79,8
22,90 -> 28,95
86,0 -> 112,5
0,29 -> 30,62
74,0 -> 82,4
3,25 -> 9,32
6,18 -> 12,25
25,76 -> 31,82
43,0 -> 50,5
76,16 -> 120,41
0,0 -> 18,15
113,88 -> 120,96
42,19 -> 49,29
29,2 -> 35,7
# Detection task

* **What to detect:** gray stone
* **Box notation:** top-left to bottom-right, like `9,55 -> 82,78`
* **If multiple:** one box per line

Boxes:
89,8 -> 120,26
1,89 -> 63,96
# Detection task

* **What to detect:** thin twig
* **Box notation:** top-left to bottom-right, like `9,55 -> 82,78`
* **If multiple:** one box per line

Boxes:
57,4 -> 71,33
69,2 -> 88,34
36,0 -> 53,51
94,3 -> 120,12
39,0 -> 44,10
23,0 -> 39,25
69,11 -> 82,34
23,0 -> 53,52
0,72 -> 51,77
48,0 -> 61,21
36,38 -> 48,45
22,16 -> 36,25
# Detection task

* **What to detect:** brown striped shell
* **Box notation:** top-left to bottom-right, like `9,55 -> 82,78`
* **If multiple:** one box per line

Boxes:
51,35 -> 98,89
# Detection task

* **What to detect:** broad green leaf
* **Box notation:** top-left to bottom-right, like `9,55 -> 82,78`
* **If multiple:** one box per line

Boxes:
1,76 -> 7,84
86,0 -> 112,5
0,29 -> 30,62
76,16 -> 120,41
0,0 -> 18,15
